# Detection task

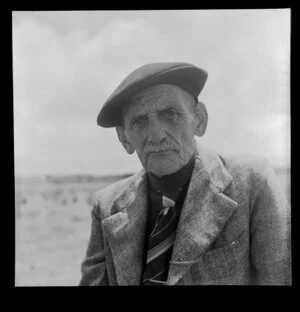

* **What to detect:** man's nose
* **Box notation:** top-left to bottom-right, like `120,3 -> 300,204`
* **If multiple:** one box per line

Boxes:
147,118 -> 166,144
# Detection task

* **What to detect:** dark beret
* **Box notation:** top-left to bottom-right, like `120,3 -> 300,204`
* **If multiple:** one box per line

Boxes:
97,62 -> 208,128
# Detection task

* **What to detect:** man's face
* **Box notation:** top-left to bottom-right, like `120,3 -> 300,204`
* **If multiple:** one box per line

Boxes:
121,84 -> 200,177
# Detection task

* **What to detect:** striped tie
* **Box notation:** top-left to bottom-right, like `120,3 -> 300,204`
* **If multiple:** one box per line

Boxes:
142,194 -> 177,285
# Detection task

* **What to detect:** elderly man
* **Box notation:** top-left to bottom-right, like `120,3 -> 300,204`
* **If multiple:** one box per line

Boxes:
79,62 -> 290,285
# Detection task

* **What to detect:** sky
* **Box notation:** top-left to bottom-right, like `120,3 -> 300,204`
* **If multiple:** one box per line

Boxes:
13,10 -> 290,176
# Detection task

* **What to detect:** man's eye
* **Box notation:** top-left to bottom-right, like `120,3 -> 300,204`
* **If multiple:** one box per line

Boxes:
162,110 -> 178,120
132,117 -> 147,128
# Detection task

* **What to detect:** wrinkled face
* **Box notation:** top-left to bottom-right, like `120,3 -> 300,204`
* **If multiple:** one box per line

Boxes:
121,84 -> 200,177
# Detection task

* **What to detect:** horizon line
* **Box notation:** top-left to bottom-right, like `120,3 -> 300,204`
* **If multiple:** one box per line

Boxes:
14,164 -> 290,179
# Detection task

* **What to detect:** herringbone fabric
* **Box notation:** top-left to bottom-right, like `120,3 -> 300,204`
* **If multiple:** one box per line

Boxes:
142,195 -> 177,285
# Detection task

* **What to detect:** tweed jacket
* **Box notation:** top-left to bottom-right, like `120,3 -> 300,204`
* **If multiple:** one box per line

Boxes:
79,144 -> 290,285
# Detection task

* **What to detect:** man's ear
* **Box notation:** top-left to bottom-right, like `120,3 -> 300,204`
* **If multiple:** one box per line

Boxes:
194,101 -> 208,137
116,127 -> 135,154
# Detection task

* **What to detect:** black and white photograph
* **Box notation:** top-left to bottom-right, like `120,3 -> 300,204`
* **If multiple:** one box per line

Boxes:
13,9 -> 291,286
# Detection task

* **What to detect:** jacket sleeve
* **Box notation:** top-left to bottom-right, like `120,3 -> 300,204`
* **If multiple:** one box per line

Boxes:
78,197 -> 108,286
249,160 -> 291,285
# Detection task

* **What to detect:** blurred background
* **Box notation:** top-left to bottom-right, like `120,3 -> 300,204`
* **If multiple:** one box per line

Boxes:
13,9 -> 290,286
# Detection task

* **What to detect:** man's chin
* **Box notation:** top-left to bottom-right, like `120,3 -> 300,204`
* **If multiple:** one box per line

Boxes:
146,157 -> 181,177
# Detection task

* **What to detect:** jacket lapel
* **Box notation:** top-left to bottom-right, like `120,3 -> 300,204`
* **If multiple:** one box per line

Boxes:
101,170 -> 148,285
167,144 -> 238,285
101,144 -> 237,286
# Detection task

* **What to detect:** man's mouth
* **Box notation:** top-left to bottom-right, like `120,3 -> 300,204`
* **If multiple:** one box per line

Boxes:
145,149 -> 178,164
148,149 -> 175,154
147,149 -> 178,160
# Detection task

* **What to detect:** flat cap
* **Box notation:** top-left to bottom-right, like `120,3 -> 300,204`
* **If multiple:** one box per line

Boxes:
97,62 -> 208,128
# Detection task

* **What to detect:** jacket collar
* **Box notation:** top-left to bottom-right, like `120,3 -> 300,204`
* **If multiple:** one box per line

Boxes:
101,143 -> 237,285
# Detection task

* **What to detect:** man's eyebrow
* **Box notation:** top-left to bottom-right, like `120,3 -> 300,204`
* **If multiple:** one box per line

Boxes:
134,112 -> 148,119
158,105 -> 183,115
159,105 -> 179,111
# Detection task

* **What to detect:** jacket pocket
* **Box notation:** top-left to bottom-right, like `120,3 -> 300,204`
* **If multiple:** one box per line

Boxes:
203,230 -> 247,265
189,230 -> 248,284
